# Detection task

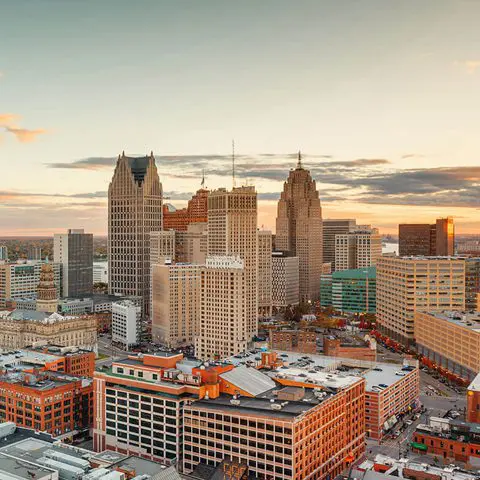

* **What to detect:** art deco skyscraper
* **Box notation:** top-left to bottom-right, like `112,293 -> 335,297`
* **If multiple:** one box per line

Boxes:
108,152 -> 163,316
195,186 -> 258,360
276,153 -> 323,301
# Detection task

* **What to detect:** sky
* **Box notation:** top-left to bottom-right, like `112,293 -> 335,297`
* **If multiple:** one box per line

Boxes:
1,0 -> 480,235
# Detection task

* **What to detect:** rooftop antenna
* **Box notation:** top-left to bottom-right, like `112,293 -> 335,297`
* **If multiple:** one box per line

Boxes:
232,139 -> 236,189
297,150 -> 302,169
201,169 -> 205,188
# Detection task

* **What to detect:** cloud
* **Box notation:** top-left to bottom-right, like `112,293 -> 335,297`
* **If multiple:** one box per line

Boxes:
0,113 -> 48,143
5,127 -> 47,143
455,60 -> 480,74
0,190 -> 107,200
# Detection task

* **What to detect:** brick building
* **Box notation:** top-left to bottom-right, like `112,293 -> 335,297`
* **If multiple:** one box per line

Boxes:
467,373 -> 480,424
323,335 -> 376,362
163,188 -> 209,231
0,371 -> 93,437
269,330 -> 317,354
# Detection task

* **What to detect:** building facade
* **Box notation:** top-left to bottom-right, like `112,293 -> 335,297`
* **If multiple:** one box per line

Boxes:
0,246 -> 8,261
269,330 -> 316,353
0,310 -> 97,352
163,188 -> 209,231
112,300 -> 141,349
36,261 -> 58,313
0,261 -> 61,308
258,230 -> 272,317
271,252 -> 299,309
467,373 -> 480,424
196,186 -> 258,360
415,311 -> 480,381
93,261 -> 108,284
108,152 -> 163,317
275,153 -> 322,301
322,219 -> 356,271
399,217 -> 455,257
335,227 -> 382,272
0,371 -> 93,437
320,267 -> 376,313
151,262 -> 202,347
54,229 -> 93,297
376,257 -> 465,343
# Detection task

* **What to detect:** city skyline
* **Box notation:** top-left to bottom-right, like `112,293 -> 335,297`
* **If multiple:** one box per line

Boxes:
2,1 -> 480,235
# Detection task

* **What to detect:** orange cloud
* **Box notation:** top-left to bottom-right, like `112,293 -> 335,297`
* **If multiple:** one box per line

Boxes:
455,60 -> 480,74
0,114 -> 19,127
5,127 -> 47,143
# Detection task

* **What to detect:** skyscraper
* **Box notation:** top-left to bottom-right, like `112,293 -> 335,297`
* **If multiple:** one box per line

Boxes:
163,187 -> 209,231
195,186 -> 258,360
257,229 -> 272,317
322,219 -> 357,271
108,152 -> 163,316
0,246 -> 8,261
54,229 -> 93,297
276,152 -> 322,301
399,217 -> 455,256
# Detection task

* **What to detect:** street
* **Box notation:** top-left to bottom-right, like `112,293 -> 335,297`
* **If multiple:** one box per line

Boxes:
96,335 -> 129,367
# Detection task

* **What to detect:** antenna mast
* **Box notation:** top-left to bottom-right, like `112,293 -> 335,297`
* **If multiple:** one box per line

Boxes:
232,139 -> 236,189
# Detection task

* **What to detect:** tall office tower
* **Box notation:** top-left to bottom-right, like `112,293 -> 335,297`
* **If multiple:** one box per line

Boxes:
399,217 -> 455,256
163,187 -> 209,231
376,257 -> 465,344
195,186 -> 258,360
36,261 -> 59,313
108,152 -> 163,316
271,251 -> 300,309
27,245 -> 42,260
258,230 -> 272,317
335,227 -> 382,271
151,262 -> 202,347
0,246 -> 8,261
323,219 -> 357,271
150,230 -> 176,264
276,153 -> 322,301
54,229 -> 93,297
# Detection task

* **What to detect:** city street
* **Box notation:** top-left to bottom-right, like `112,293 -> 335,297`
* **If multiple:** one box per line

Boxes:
96,335 -> 129,367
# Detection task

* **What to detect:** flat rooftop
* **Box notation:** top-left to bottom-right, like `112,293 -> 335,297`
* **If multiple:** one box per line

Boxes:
468,371 -> 480,392
0,371 -> 91,391
421,310 -> 480,333
0,452 -> 57,479
228,350 -> 417,392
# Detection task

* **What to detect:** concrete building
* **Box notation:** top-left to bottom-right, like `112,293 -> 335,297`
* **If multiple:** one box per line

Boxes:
0,260 -> 62,308
335,227 -> 382,271
376,257 -> 465,343
27,245 -> 42,260
0,370 -> 93,437
320,267 -> 376,313
163,187 -> 208,231
54,229 -> 93,297
151,223 -> 208,266
108,152 -> 163,317
0,310 -> 97,352
415,311 -> 480,381
258,230 -> 272,317
196,186 -> 258,360
399,217 -> 455,257
275,152 -> 323,302
271,252 -> 299,309
0,246 -> 8,261
323,219 -> 356,271
36,261 -> 59,313
93,261 -> 108,284
151,262 -> 202,347
112,300 -> 141,349
57,294 -> 141,316
464,257 -> 480,311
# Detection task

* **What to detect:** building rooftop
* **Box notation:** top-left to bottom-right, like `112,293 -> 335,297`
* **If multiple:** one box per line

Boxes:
0,370 -> 91,391
111,455 -> 177,477
219,365 -> 276,396
0,309 -> 78,323
331,266 -> 376,280
421,311 -> 480,333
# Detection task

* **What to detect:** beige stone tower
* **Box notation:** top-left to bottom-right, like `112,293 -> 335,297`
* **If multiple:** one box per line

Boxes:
195,186 -> 258,360
276,152 -> 322,302
36,260 -> 58,313
108,152 -> 163,317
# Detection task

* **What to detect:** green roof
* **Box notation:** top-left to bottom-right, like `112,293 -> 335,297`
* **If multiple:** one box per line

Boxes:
332,267 -> 376,280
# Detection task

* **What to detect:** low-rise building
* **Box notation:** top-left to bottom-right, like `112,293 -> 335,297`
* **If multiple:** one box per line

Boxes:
0,310 -> 97,352
415,311 -> 480,381
112,300 -> 141,349
413,417 -> 480,467
269,329 -> 317,353
323,335 -> 376,361
0,371 -> 93,437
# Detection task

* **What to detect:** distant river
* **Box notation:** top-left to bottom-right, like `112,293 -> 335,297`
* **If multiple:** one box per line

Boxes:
382,242 -> 398,255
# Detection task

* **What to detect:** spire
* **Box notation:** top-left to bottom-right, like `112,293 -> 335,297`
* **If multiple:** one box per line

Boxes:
297,150 -> 302,169
201,169 -> 205,188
